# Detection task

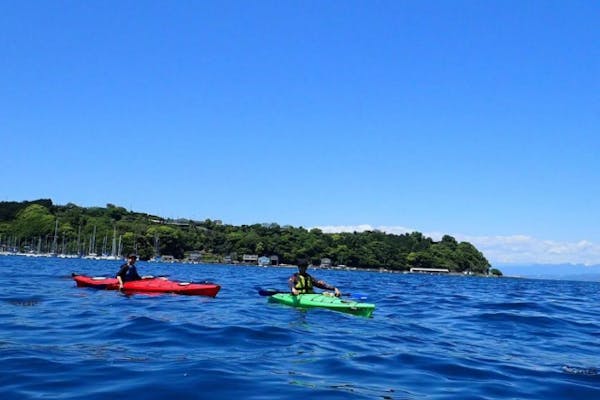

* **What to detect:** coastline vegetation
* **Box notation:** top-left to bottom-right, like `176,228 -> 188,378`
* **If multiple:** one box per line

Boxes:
0,199 -> 499,275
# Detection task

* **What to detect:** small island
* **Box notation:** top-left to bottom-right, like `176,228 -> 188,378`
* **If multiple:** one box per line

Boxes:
0,199 -> 500,276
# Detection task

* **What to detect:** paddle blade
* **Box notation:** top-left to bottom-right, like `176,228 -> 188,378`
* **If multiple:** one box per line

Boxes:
258,288 -> 285,296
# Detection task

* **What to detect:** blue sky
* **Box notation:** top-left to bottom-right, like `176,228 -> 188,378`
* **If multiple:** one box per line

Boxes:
1,1 -> 598,268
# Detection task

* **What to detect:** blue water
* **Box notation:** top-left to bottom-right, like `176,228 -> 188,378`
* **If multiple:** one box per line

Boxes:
1,256 -> 599,399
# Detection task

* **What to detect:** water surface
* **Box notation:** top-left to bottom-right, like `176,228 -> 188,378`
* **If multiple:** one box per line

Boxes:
1,256 -> 599,399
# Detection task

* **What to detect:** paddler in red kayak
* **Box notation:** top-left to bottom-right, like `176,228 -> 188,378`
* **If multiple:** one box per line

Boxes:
288,259 -> 341,297
116,254 -> 142,290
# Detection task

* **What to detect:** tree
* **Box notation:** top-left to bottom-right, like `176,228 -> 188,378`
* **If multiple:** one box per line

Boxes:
13,204 -> 55,239
256,241 -> 265,255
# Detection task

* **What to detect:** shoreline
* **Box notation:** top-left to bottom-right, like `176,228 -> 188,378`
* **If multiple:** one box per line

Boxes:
0,252 -> 499,277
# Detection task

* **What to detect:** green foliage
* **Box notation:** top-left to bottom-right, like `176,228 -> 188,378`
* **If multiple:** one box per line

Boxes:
13,204 -> 55,238
0,199 -> 497,274
0,199 -> 53,222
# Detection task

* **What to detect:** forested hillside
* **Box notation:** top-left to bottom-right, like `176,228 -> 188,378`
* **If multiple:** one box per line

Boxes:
0,199 -> 495,274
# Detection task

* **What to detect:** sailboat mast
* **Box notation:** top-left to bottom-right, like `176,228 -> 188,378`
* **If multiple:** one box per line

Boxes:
111,226 -> 117,257
76,224 -> 81,256
89,225 -> 97,255
51,219 -> 59,255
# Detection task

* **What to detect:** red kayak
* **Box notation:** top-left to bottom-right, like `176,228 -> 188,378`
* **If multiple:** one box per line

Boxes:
72,273 -> 221,297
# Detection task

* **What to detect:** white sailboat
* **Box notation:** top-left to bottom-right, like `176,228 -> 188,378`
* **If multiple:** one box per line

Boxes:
149,233 -> 161,262
50,219 -> 59,256
100,226 -> 120,260
83,226 -> 98,259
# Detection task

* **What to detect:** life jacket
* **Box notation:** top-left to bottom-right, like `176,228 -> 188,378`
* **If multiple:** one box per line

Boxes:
122,265 -> 140,281
294,273 -> 314,294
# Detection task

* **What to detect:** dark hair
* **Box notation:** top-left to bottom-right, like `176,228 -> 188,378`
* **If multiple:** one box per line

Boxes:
128,254 -> 137,259
297,258 -> 309,268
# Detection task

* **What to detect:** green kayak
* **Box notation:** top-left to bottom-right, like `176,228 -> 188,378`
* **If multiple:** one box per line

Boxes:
268,293 -> 375,317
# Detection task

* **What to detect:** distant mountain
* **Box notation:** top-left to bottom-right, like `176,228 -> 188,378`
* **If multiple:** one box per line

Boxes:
497,263 -> 600,281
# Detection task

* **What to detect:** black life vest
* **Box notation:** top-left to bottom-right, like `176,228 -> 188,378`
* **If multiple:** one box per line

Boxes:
119,264 -> 140,281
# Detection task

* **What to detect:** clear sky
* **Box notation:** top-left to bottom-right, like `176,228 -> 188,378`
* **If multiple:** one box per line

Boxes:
1,1 -> 598,267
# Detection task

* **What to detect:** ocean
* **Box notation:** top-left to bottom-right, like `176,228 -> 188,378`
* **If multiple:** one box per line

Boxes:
1,256 -> 599,399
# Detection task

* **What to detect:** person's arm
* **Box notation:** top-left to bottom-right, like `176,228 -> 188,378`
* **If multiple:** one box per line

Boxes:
116,265 -> 128,289
288,274 -> 300,295
312,276 -> 341,297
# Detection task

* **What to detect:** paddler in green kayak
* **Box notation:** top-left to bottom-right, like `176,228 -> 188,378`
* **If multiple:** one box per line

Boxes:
289,259 -> 341,297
